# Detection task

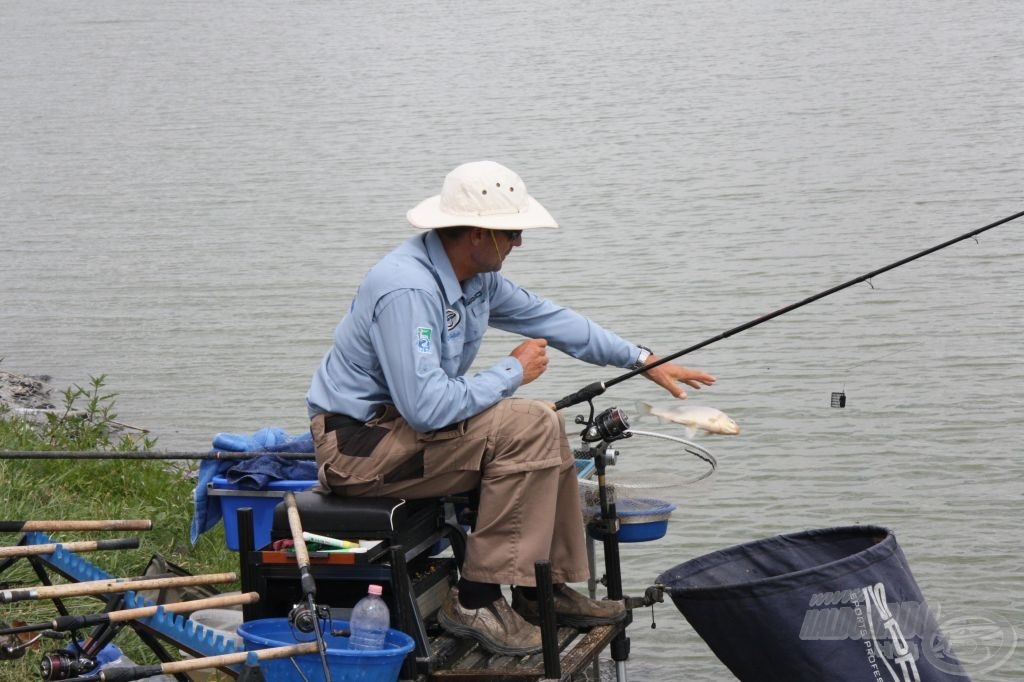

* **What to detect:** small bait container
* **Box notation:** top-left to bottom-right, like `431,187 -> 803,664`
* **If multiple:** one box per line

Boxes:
587,497 -> 677,543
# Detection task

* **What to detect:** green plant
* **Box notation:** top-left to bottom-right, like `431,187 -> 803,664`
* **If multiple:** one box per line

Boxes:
40,375 -> 157,452
0,377 -> 235,680
0,405 -> 40,451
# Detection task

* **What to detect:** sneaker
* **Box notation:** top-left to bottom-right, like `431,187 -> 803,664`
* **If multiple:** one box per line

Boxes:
437,588 -> 544,656
511,583 -> 626,628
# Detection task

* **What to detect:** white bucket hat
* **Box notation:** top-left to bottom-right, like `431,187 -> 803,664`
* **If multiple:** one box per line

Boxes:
406,160 -> 559,230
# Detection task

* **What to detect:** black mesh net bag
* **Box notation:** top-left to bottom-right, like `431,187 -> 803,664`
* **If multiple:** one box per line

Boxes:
656,525 -> 969,681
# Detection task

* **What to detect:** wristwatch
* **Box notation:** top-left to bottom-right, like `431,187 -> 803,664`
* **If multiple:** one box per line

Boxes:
632,345 -> 653,370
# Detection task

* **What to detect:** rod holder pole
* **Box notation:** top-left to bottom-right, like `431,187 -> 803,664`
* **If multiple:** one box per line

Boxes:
534,560 -> 561,680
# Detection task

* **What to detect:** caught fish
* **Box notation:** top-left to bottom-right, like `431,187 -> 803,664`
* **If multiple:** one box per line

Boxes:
635,401 -> 740,437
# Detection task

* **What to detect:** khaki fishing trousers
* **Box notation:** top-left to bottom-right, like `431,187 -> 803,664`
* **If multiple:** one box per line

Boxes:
311,398 -> 589,586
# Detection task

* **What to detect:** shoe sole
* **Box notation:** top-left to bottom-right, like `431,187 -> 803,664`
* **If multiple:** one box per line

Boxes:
520,610 -> 627,629
512,597 -> 628,629
437,609 -> 544,657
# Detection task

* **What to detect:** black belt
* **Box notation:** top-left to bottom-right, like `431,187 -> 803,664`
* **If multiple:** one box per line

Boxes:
323,413 -> 364,432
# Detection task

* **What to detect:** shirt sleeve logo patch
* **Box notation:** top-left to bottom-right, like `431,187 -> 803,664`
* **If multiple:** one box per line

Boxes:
416,326 -> 433,353
445,308 -> 461,331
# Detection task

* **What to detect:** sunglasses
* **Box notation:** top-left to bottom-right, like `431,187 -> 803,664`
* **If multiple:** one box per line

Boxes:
502,230 -> 523,241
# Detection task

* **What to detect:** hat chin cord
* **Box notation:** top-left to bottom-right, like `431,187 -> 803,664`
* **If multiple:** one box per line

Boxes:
489,230 -> 504,263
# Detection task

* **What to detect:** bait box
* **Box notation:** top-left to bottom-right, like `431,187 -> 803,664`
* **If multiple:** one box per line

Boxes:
587,497 -> 677,543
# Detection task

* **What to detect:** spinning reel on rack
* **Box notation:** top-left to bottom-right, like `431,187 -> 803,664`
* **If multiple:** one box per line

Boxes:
571,401 -> 635,678
574,403 -> 631,530
578,405 -> 631,444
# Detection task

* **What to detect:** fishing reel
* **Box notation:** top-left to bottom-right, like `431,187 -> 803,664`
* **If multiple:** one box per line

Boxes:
577,405 -> 632,444
288,601 -> 331,634
39,648 -> 96,680
0,625 -> 27,661
0,643 -> 25,661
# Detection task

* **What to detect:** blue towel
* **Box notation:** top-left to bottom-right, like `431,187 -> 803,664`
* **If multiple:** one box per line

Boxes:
189,427 -> 316,545
225,454 -> 317,489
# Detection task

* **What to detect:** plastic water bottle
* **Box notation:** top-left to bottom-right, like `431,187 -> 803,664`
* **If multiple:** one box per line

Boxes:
349,584 -> 389,650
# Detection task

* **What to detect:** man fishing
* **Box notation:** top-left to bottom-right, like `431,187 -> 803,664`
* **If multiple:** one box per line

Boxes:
306,160 -> 716,655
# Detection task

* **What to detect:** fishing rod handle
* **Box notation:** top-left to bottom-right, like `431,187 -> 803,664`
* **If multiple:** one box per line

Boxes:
1,592 -> 261,640
93,665 -> 164,682
553,381 -> 607,411
106,590 -> 261,624
0,572 -> 237,603
0,520 -> 152,532
0,537 -> 139,558
282,499 -> 329,682
283,493 -> 311,566
79,641 -> 322,681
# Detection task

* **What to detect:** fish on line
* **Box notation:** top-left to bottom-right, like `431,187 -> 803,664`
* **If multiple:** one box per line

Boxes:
634,401 -> 740,438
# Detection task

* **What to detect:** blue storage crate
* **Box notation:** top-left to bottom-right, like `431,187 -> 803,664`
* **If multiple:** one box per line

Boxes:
208,475 -> 316,550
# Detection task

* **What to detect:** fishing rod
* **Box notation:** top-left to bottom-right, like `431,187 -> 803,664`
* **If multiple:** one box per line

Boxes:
0,538 -> 139,559
554,208 -> 1024,411
0,572 -> 236,605
283,491 -> 333,682
0,591 -> 258,637
59,641 -> 320,682
0,450 -> 314,460
0,520 -> 152,533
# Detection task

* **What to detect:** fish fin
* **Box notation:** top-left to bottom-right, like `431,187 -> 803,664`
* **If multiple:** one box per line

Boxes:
683,425 -> 697,439
634,400 -> 654,421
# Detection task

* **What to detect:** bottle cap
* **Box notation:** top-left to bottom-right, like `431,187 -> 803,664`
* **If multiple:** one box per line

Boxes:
368,584 -> 383,596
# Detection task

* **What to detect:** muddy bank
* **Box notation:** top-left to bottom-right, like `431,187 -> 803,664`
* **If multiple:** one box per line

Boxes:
0,368 -> 56,412
0,368 -> 153,444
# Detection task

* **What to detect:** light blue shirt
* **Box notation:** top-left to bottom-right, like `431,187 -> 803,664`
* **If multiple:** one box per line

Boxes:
307,230 -> 642,432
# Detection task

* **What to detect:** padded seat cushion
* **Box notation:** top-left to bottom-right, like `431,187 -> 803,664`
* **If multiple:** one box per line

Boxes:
271,491 -> 436,535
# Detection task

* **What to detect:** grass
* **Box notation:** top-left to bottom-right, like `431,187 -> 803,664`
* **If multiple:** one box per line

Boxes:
0,376 -> 237,680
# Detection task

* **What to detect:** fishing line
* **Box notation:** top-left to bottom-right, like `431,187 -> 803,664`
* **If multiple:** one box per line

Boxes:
577,430 -> 716,510
625,429 -> 717,477
713,344 -> 921,406
841,343 -> 920,372
831,343 -> 920,408
690,343 -> 921,381
554,208 -> 1024,411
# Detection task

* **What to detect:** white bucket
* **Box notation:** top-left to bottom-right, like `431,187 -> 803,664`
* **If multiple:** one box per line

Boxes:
180,607 -> 244,681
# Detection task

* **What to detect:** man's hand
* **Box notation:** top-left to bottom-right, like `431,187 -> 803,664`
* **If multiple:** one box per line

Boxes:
640,355 -> 716,399
511,338 -> 549,385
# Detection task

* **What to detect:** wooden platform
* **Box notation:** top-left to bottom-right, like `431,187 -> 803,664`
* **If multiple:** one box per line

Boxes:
427,621 -> 625,681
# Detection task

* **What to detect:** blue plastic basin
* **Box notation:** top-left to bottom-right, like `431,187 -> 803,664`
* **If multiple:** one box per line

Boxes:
587,497 -> 677,543
237,617 -> 414,682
